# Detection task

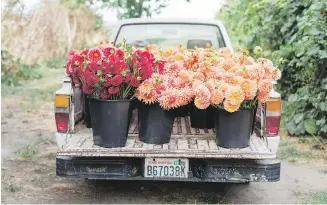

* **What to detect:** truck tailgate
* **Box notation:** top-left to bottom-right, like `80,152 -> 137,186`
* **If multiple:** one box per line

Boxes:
57,113 -> 275,159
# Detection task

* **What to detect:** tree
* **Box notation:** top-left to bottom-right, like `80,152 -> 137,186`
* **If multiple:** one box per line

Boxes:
61,0 -> 190,19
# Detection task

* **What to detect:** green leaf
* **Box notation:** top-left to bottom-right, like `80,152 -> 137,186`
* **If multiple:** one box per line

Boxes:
288,94 -> 298,102
304,119 -> 317,135
294,113 -> 304,124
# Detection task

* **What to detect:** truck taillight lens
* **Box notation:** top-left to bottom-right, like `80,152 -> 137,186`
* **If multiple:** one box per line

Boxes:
55,95 -> 69,108
55,113 -> 69,133
265,97 -> 281,136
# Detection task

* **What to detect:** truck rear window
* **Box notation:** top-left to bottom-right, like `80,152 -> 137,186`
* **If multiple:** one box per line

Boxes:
115,24 -> 225,49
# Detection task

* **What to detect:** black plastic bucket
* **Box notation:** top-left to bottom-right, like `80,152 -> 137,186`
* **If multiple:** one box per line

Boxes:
90,98 -> 132,148
84,95 -> 92,128
213,108 -> 254,148
172,103 -> 192,117
190,105 -> 214,129
138,103 -> 175,144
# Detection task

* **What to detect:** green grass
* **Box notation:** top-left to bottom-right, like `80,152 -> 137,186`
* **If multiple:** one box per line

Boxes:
17,145 -> 39,159
304,190 -> 327,204
278,146 -> 314,162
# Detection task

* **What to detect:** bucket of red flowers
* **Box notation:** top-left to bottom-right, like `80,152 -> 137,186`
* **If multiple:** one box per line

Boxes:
66,41 -> 159,148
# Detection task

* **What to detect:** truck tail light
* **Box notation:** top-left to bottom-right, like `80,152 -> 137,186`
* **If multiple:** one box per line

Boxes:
55,95 -> 70,108
54,94 -> 70,133
55,113 -> 69,133
265,97 -> 281,136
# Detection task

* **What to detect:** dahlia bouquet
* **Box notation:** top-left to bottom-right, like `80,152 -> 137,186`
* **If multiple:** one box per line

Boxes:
65,41 -> 163,100
190,47 -> 282,112
136,62 -> 194,110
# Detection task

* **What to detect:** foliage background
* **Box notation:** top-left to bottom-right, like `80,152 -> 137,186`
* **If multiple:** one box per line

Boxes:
218,0 -> 327,138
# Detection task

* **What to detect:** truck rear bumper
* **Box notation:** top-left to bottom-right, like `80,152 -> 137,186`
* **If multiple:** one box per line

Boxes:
56,157 -> 280,183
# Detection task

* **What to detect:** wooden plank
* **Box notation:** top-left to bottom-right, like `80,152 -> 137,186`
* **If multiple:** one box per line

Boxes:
176,117 -> 182,135
66,135 -> 83,149
172,119 -> 178,135
76,136 -> 87,147
134,141 -> 143,148
153,145 -> 162,149
183,117 -> 192,135
162,144 -> 169,150
80,137 -> 94,148
252,136 -> 266,152
169,139 -> 178,150
195,128 -> 200,135
125,139 -> 135,148
189,138 -> 198,149
143,143 -> 154,149
250,138 -> 258,151
197,139 -> 209,150
217,146 -> 231,152
177,139 -> 189,150
199,129 -> 206,135
208,140 -> 219,150
208,129 -> 214,136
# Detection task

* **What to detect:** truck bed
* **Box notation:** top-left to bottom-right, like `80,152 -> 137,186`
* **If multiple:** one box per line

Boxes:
57,112 -> 275,159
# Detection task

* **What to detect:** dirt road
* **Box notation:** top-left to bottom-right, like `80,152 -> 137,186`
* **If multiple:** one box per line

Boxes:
1,69 -> 327,204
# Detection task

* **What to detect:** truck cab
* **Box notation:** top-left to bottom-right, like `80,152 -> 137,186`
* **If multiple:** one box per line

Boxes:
55,18 -> 281,183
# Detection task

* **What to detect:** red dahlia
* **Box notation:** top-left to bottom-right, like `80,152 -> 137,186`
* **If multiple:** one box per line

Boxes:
130,76 -> 140,87
124,73 -> 131,82
72,65 -> 83,78
116,49 -> 125,60
108,86 -> 119,94
82,84 -> 95,94
71,54 -> 83,67
107,63 -> 117,74
80,49 -> 89,58
84,71 -> 99,87
67,50 -> 78,59
100,88 -> 109,99
88,48 -> 103,63
88,62 -> 102,72
102,47 -> 115,57
103,78 -> 111,87
111,75 -> 123,86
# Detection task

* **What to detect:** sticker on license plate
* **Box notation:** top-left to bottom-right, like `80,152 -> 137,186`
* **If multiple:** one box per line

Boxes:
144,158 -> 189,178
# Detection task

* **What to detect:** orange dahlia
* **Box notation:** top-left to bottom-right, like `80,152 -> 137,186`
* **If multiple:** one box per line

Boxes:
223,100 -> 240,113
194,96 -> 211,109
257,91 -> 270,103
258,79 -> 273,94
241,79 -> 258,100
210,89 -> 224,105
225,85 -> 245,106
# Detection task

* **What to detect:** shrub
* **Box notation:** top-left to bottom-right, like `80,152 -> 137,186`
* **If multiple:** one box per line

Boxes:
220,0 -> 327,137
1,50 -> 42,86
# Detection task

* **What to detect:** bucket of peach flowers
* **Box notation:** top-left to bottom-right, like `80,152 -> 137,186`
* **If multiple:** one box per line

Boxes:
65,41 -> 159,147
136,61 -> 194,144
192,47 -> 281,148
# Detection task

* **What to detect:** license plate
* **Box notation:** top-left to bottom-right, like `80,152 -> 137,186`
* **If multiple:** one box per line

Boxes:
144,158 -> 189,178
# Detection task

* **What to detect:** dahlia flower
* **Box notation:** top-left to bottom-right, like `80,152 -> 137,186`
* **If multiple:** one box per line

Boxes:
225,85 -> 245,106
241,79 -> 258,100
223,100 -> 241,113
210,89 -> 224,105
88,48 -> 104,63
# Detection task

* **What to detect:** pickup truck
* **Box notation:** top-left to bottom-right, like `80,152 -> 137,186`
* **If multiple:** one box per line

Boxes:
55,18 -> 281,183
